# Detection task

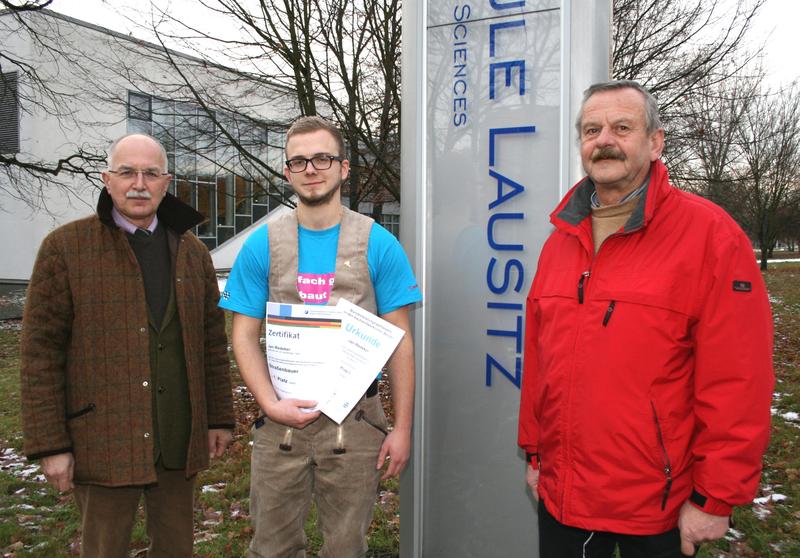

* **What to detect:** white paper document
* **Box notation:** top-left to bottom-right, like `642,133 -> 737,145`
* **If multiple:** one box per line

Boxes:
265,302 -> 342,406
265,299 -> 406,423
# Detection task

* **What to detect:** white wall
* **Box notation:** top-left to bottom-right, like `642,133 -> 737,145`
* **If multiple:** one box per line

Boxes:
0,10 -> 299,282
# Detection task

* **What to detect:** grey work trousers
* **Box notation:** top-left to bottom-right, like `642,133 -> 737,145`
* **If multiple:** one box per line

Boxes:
248,394 -> 388,558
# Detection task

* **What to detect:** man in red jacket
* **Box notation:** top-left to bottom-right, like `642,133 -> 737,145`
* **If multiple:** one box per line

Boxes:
518,80 -> 773,557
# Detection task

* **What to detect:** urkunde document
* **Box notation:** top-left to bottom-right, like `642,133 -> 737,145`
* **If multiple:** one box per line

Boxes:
265,299 -> 405,423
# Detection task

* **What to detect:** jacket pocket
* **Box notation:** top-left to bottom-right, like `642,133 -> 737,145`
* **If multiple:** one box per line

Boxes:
650,400 -> 673,511
66,403 -> 96,420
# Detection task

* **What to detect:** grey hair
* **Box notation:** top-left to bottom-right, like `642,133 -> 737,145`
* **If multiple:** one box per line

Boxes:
575,80 -> 662,135
107,133 -> 168,171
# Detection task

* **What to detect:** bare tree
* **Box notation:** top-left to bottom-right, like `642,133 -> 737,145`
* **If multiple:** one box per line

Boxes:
0,0 -> 52,12
613,0 -> 764,106
676,70 -> 800,269
612,0 -> 766,171
610,0 -> 800,270
1,3 -> 107,208
777,190 -> 800,253
140,0 -> 402,210
677,67 -> 760,207
736,87 -> 800,269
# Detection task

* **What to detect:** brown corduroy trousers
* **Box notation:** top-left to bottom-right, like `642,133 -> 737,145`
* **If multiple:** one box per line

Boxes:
73,463 -> 196,558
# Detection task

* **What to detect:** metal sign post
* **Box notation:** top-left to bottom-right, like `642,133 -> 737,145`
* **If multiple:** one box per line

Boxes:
400,2 -> 611,556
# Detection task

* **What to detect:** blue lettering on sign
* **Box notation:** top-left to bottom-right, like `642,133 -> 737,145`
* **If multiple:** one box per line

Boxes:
489,60 -> 525,99
489,19 -> 525,57
485,301 -> 525,387
452,5 -> 471,127
486,259 -> 524,295
488,169 -> 525,210
490,0 -> 525,8
483,2 -> 534,389
487,213 -> 524,251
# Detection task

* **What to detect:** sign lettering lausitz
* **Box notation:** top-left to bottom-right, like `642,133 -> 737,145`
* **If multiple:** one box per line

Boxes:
400,2 -> 611,556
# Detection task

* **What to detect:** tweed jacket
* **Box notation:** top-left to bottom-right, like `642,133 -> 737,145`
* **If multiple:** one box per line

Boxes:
21,189 -> 234,486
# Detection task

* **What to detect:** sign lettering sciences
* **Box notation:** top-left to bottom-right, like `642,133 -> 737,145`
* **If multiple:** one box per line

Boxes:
447,2 -> 552,389
431,3 -> 561,393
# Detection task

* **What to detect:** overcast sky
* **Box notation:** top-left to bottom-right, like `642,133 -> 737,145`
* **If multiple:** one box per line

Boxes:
48,0 -> 799,88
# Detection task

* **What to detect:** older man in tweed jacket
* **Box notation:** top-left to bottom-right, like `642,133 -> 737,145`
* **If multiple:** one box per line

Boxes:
20,133 -> 234,557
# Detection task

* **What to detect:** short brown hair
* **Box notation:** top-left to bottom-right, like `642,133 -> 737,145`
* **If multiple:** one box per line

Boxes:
285,116 -> 346,157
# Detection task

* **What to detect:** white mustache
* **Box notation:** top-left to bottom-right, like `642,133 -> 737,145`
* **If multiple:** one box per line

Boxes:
126,191 -> 152,200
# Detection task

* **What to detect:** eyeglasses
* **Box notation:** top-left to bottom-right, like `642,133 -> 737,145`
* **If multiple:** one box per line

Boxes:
108,168 -> 170,182
285,155 -> 344,173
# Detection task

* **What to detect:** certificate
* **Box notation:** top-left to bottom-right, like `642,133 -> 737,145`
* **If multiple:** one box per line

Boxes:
264,300 -> 406,423
320,299 -> 406,423
265,302 -> 342,408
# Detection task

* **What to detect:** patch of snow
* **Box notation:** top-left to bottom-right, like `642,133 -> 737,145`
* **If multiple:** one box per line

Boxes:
725,528 -> 743,541
753,493 -> 788,505
201,482 -> 226,493
753,505 -> 771,520
195,532 -> 220,543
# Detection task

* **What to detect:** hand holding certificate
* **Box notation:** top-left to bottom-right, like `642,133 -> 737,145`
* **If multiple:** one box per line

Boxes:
265,299 -> 406,423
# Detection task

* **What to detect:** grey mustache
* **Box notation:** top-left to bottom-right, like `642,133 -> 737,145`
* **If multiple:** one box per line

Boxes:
126,191 -> 153,199
591,147 -> 626,162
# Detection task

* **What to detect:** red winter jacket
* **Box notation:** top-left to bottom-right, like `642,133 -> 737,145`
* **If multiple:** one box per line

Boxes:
518,160 -> 773,534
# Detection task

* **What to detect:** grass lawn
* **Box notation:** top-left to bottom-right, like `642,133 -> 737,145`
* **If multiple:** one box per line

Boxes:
1,263 -> 798,557
0,318 -> 399,557
697,262 -> 800,557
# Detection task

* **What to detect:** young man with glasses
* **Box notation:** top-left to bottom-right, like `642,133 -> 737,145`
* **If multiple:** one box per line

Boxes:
21,133 -> 234,557
221,116 -> 421,557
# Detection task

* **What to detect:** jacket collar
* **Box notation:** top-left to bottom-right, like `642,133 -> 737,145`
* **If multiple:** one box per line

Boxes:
97,188 -> 205,235
551,159 -> 673,235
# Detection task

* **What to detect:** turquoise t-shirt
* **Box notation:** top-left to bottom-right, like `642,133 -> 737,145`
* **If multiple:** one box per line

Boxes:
219,221 -> 421,318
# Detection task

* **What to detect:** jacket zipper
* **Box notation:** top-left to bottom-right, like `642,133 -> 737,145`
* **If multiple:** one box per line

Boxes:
577,271 -> 591,304
650,401 -> 673,511
602,300 -> 616,326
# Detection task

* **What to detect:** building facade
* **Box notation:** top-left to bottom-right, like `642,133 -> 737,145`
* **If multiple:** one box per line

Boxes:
0,9 -> 297,282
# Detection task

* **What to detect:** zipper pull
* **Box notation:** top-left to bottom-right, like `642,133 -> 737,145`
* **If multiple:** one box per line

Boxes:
602,300 -> 616,326
661,473 -> 673,511
577,271 -> 591,304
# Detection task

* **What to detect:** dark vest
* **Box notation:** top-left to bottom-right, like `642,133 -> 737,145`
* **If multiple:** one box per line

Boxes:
148,288 -> 191,469
128,226 -> 191,469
